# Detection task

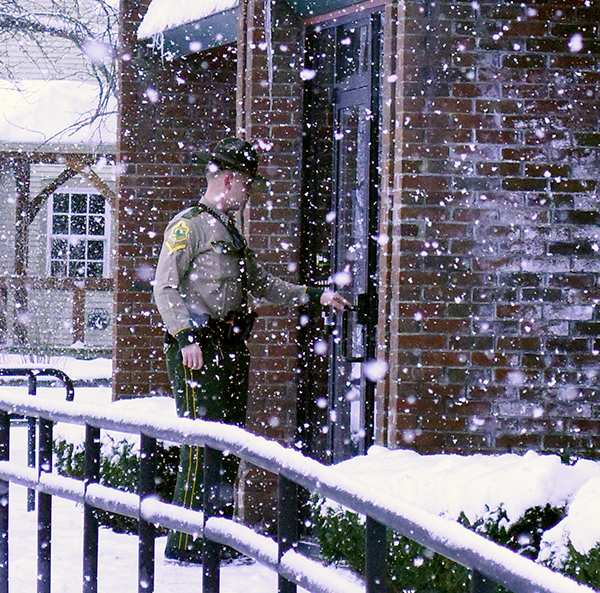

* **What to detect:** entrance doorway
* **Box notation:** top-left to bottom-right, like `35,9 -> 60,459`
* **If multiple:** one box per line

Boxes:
299,10 -> 381,463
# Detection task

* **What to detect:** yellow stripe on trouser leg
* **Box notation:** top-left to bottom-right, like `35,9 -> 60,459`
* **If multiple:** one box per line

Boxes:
164,335 -> 250,560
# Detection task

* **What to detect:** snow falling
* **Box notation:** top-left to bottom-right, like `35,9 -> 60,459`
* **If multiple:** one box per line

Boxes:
1,0 -> 600,591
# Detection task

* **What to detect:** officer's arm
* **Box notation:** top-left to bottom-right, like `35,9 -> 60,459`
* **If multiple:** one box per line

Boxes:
154,216 -> 206,370
246,251 -> 349,310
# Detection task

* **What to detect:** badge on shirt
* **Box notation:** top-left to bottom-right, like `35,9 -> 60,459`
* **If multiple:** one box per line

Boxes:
165,220 -> 189,253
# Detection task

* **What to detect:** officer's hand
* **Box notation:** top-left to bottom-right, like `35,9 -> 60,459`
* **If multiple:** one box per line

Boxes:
182,343 -> 203,370
320,290 -> 350,312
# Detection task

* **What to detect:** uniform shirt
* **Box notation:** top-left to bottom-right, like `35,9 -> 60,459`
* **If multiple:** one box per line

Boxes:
153,197 -> 311,346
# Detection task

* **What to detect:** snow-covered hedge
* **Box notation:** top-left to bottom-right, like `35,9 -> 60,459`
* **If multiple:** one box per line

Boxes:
311,447 -> 600,590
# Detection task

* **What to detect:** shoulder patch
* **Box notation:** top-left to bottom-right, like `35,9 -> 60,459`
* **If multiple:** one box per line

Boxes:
169,220 -> 190,244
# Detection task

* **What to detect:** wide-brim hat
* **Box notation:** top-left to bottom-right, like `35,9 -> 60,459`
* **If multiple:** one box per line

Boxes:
205,137 -> 264,180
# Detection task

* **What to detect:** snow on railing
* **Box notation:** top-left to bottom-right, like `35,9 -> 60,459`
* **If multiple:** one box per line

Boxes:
0,390 -> 594,593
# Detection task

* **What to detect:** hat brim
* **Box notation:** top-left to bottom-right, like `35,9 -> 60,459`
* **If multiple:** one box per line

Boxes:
195,152 -> 267,182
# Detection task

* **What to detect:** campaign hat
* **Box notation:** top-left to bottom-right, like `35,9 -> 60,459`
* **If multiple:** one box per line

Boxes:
207,137 -> 261,179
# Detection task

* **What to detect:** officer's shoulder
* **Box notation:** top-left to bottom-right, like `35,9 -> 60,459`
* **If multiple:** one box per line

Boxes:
179,206 -> 203,220
179,205 -> 219,223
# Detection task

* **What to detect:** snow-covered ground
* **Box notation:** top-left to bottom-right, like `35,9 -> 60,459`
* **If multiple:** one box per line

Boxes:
0,357 -> 335,592
1,355 -> 600,591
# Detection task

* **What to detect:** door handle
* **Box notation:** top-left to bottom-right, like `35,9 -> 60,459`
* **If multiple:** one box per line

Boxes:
341,295 -> 368,362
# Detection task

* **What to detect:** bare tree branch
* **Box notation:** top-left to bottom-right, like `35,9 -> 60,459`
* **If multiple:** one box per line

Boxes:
0,0 -> 118,146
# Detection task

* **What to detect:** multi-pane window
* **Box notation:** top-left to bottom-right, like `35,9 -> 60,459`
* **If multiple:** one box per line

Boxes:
48,191 -> 110,278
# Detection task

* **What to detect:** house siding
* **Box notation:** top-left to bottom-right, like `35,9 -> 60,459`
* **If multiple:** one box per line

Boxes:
0,169 -> 16,275
0,163 -> 115,350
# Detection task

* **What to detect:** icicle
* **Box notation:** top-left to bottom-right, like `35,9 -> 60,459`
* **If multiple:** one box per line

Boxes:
150,32 -> 164,58
265,0 -> 274,111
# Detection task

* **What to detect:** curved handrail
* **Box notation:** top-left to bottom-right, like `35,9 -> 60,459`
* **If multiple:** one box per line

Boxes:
0,368 -> 75,401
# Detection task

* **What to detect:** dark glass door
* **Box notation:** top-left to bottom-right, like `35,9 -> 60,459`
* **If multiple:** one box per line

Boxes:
300,12 -> 381,463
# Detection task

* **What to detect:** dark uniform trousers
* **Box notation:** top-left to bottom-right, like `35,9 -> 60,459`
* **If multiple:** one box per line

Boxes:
165,331 -> 250,553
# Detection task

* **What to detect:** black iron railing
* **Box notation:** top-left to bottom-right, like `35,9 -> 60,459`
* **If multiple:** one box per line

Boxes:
0,387 -> 593,593
0,368 -> 74,511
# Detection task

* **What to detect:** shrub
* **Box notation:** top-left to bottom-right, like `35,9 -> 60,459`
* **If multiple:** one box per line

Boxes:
459,504 -> 565,560
310,498 -> 568,592
562,543 -> 600,590
54,435 -> 179,533
311,497 -> 471,593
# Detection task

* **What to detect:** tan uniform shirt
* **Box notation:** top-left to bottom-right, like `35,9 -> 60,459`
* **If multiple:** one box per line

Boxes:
153,198 -> 309,340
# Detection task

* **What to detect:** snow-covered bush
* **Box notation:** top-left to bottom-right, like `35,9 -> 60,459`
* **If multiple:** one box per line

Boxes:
310,447 -> 600,591
311,496 -> 472,592
54,434 -> 179,533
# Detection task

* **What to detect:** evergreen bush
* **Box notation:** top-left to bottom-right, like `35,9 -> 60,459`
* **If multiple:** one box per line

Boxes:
54,435 -> 179,533
562,543 -> 600,590
310,498 -> 572,592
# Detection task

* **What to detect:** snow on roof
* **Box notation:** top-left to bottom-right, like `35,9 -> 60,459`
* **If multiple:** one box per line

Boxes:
0,80 -> 117,149
137,0 -> 239,39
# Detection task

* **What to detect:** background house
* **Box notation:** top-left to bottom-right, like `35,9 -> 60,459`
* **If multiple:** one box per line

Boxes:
0,0 -> 117,356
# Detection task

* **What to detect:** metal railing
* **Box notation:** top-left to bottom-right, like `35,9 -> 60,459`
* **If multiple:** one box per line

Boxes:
0,387 -> 594,593
0,368 -> 74,511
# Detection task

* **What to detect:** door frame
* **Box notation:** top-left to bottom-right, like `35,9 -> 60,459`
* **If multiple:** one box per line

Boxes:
298,9 -> 382,463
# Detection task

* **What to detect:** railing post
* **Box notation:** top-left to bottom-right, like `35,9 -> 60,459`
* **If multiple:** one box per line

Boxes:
471,569 -> 496,593
365,517 -> 386,593
203,446 -> 222,593
37,417 -> 53,593
277,475 -> 298,593
83,425 -> 101,593
0,410 -> 9,593
139,433 -> 157,593
27,372 -> 36,511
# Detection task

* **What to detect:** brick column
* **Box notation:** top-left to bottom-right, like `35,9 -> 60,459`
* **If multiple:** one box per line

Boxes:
236,0 -> 305,527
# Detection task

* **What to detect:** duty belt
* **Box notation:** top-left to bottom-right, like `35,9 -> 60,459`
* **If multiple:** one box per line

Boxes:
165,310 -> 257,346
208,310 -> 257,342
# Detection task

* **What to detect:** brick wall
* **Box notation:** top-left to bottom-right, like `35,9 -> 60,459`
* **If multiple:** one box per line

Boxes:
239,0 -> 305,444
115,0 -> 237,399
236,0 -> 305,528
380,0 -> 600,455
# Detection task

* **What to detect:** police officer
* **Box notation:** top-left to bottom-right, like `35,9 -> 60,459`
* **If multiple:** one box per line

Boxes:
153,137 -> 348,563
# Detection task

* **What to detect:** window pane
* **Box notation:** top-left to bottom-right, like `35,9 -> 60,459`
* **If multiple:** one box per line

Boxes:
51,261 -> 67,276
49,191 -> 109,279
87,262 -> 103,277
89,195 -> 105,214
70,215 -> 86,235
69,262 -> 87,277
51,239 -> 68,259
70,242 -> 85,260
53,194 -> 69,213
52,215 -> 69,234
71,194 -> 88,213
89,216 -> 105,236
88,240 -> 104,261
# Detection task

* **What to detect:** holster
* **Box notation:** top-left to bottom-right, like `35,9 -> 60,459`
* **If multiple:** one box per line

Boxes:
214,310 -> 257,342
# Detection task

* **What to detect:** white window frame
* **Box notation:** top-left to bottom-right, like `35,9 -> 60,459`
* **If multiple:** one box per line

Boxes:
46,189 -> 111,279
